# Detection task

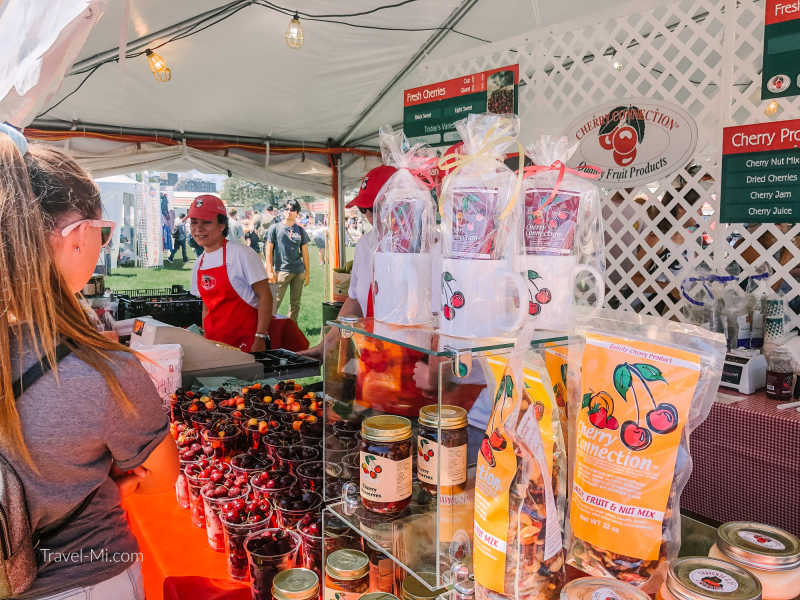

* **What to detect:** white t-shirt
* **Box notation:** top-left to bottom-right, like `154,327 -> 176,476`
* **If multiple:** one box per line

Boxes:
348,228 -> 377,316
191,242 -> 267,308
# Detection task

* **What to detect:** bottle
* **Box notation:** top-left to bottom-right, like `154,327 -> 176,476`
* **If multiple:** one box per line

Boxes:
765,346 -> 794,401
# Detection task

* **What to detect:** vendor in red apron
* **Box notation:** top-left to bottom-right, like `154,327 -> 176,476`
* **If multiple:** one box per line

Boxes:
188,194 -> 273,352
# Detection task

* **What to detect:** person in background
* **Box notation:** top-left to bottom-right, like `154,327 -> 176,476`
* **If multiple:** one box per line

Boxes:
265,199 -> 310,322
0,124 -> 177,600
246,221 -> 262,254
167,212 -> 188,262
189,195 -> 273,352
227,207 -> 245,244
312,226 -> 326,265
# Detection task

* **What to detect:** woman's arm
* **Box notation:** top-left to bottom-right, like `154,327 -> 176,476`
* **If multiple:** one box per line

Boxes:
112,433 -> 178,496
250,279 -> 273,352
265,242 -> 276,282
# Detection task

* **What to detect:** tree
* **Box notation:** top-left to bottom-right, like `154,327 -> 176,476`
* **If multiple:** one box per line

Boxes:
221,178 -> 319,212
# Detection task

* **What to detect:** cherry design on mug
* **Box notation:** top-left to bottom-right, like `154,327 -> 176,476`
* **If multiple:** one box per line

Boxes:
480,374 -> 513,468
526,270 -> 552,316
441,271 -> 465,320
613,362 -> 674,451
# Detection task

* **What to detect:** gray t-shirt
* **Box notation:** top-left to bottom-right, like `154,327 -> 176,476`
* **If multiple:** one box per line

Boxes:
268,222 -> 309,274
5,336 -> 168,599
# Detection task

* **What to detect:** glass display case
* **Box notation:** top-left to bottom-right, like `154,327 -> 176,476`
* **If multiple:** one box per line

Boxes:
321,317 -> 568,596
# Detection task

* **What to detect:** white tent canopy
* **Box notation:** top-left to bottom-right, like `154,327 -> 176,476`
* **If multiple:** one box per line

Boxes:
0,0 -> 638,194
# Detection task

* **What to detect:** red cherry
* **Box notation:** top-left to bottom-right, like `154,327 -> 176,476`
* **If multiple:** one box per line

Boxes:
613,148 -> 636,167
620,421 -> 652,451
479,437 -> 496,467
645,403 -> 678,434
370,471 -> 377,479
529,301 -> 541,316
427,450 -> 434,457
488,429 -> 507,451
535,289 -> 551,304
599,132 -> 614,150
423,456 -> 429,462
612,125 -> 637,155
605,416 -> 619,430
443,305 -> 455,320
450,291 -> 465,309
588,407 -> 608,429
373,466 -> 382,473
548,219 -> 558,229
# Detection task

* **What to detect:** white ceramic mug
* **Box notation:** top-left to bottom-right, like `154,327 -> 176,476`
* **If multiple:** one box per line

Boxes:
439,258 -> 527,338
517,255 -> 604,331
373,252 -> 433,325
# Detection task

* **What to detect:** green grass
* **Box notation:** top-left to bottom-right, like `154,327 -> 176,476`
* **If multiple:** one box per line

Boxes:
105,247 -> 346,347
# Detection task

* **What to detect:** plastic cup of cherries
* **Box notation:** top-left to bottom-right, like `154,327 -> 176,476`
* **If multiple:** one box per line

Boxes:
184,460 -> 231,529
200,472 -> 251,553
245,528 -> 301,600
249,468 -> 298,503
219,495 -> 273,580
273,490 -> 322,529
275,445 -> 320,474
202,418 -> 244,461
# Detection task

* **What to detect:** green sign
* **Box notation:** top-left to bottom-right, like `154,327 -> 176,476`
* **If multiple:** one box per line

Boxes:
403,65 -> 518,147
762,0 -> 800,100
721,119 -> 800,222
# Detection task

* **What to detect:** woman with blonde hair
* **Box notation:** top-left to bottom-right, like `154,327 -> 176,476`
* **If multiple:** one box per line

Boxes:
0,123 -> 177,599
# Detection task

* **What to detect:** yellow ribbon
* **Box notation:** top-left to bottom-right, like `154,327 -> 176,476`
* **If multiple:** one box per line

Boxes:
437,119 -> 525,222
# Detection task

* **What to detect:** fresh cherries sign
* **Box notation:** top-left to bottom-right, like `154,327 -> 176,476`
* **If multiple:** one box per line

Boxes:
565,99 -> 698,188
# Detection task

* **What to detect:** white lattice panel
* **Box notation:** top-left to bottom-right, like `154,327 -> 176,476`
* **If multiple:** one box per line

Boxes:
417,0 -> 800,333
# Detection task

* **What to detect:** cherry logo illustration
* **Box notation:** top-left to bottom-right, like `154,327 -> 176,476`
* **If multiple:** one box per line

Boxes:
362,455 -> 381,479
613,362 -> 674,451
701,576 -> 722,589
533,401 -> 545,421
526,270 -> 551,316
597,105 -> 645,167
480,374 -> 514,468
755,535 -> 769,544
442,272 -> 465,320
418,438 -> 435,462
200,275 -> 217,290
553,382 -> 566,408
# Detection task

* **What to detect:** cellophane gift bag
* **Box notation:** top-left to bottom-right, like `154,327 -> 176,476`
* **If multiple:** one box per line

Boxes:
437,113 -> 527,337
519,136 -> 605,330
371,126 -> 437,325
565,309 -> 725,593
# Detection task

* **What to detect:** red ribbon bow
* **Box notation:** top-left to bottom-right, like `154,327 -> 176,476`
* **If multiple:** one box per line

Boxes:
520,160 -> 602,213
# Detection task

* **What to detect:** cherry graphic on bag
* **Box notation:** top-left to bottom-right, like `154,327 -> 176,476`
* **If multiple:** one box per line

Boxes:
581,390 -> 618,430
526,269 -> 551,316
480,374 -> 514,467
612,362 -> 674,451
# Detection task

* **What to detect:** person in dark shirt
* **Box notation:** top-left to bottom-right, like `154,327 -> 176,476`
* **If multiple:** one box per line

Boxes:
265,200 -> 310,321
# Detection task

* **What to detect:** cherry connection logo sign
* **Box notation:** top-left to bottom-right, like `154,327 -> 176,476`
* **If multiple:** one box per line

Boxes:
762,0 -> 800,100
721,118 -> 800,223
564,98 -> 698,188
403,65 -> 519,147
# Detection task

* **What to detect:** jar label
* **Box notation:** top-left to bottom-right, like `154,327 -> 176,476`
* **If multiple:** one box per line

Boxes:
369,557 -> 395,593
570,333 -> 701,561
417,438 -> 467,486
360,452 -> 412,503
324,589 -> 362,600
738,529 -> 786,550
688,568 -> 739,592
523,188 -> 581,255
592,589 -> 622,600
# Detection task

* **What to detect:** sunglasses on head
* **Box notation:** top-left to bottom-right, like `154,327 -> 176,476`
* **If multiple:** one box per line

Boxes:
60,219 -> 116,247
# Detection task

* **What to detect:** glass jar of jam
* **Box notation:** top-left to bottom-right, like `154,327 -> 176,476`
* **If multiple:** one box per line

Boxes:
359,512 -> 395,594
400,572 -> 448,600
765,347 -> 794,401
359,415 -> 412,514
658,557 -> 762,600
417,405 -> 468,494
325,549 -> 369,600
273,568 -> 320,600
708,522 -> 800,600
561,577 -> 650,600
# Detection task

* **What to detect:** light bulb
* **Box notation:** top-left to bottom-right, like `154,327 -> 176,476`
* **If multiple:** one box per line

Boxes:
765,100 -> 779,117
145,49 -> 171,82
613,61 -> 624,71
285,13 -> 304,49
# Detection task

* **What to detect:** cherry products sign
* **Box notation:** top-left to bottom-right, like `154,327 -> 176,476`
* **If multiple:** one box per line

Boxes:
564,99 -> 698,188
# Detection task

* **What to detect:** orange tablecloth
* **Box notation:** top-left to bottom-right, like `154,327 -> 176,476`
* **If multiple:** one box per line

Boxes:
123,492 -> 250,600
269,315 -> 309,352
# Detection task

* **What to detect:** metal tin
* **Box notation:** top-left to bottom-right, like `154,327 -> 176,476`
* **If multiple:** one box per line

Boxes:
401,573 -> 449,600
666,557 -> 762,600
716,522 -> 800,572
419,405 -> 468,429
560,577 -> 650,600
272,568 -> 319,600
362,415 -> 412,443
360,594 -> 401,600
325,549 -> 369,580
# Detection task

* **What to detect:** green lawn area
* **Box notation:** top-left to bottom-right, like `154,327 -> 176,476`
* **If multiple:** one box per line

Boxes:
105,247 -> 347,347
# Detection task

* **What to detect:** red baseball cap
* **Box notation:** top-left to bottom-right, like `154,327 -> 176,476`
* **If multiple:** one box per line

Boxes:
188,194 -> 227,220
346,165 -> 397,209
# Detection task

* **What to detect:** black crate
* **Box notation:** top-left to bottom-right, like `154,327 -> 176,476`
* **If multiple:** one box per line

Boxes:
252,349 -> 320,377
114,286 -> 202,328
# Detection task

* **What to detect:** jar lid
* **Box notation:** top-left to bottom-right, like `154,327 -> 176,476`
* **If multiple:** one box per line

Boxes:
666,557 -> 762,600
272,568 -> 319,600
325,549 -> 369,580
716,521 -> 800,571
360,594 -> 400,600
401,572 -> 448,600
362,415 -> 412,443
419,405 -> 468,429
560,577 -> 650,600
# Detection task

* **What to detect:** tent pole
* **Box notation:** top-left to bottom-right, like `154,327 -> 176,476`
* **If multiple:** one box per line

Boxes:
336,155 -> 346,270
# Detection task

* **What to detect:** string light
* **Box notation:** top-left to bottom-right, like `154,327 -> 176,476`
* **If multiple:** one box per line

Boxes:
613,61 -> 624,71
285,12 -> 304,48
765,100 -> 779,117
145,49 -> 171,82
